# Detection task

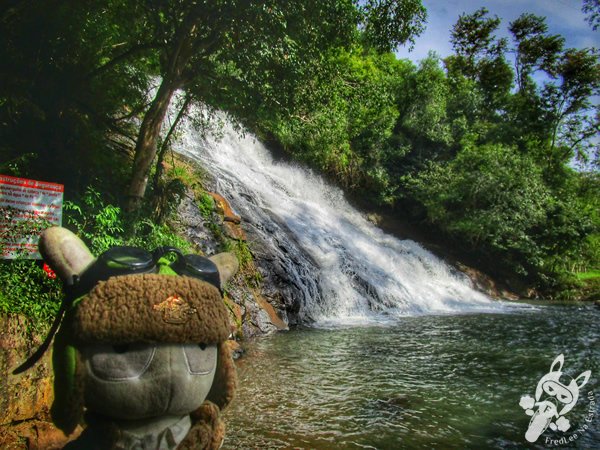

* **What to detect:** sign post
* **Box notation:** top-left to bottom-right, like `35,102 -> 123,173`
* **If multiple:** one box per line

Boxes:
0,175 -> 64,259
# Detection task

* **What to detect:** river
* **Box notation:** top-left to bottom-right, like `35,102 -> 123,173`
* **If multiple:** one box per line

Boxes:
222,305 -> 598,449
173,113 -> 599,449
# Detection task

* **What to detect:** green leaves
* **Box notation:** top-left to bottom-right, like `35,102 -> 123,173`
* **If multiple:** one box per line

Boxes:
64,187 -> 124,255
509,13 -> 565,89
583,0 -> 600,30
450,7 -> 504,76
358,0 -> 427,52
405,143 -> 551,275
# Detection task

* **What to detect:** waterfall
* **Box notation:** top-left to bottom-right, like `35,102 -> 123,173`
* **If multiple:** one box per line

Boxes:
174,113 -> 505,325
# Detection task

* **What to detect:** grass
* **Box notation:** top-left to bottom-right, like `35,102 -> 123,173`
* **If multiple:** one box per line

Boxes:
576,271 -> 600,281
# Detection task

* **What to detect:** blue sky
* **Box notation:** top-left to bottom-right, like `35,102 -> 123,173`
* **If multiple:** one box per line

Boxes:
396,0 -> 599,63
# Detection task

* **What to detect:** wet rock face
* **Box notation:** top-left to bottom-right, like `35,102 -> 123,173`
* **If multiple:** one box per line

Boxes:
176,188 -> 291,336
242,221 -> 312,327
177,192 -> 221,256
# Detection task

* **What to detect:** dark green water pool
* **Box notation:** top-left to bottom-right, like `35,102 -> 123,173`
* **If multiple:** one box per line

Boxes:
223,304 -> 599,449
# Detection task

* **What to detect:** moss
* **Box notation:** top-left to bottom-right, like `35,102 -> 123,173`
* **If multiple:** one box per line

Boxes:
197,192 -> 216,219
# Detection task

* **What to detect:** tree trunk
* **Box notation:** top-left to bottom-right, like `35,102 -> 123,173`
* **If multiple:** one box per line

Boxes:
126,13 -> 200,212
152,94 -> 192,193
126,78 -> 179,212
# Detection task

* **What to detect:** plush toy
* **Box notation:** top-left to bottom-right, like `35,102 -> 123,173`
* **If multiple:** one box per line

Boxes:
30,226 -> 238,449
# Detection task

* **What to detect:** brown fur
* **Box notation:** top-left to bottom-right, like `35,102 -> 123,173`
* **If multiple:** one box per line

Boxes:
206,342 -> 237,410
177,401 -> 226,450
72,275 -> 230,345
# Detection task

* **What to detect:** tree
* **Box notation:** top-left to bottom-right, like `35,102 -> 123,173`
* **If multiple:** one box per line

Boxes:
449,8 -> 506,80
359,0 -> 426,52
396,54 -> 451,147
509,13 -> 565,93
405,143 -> 552,278
582,0 -> 600,30
446,8 -> 512,126
542,48 -> 600,166
124,0 -> 427,211
0,0 -> 152,190
260,46 -> 406,198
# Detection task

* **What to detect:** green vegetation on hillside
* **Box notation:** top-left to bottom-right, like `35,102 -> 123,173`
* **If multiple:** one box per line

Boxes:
256,8 -> 599,296
0,2 -> 598,298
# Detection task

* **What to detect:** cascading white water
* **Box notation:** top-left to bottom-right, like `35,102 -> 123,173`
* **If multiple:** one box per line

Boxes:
174,113 -> 506,325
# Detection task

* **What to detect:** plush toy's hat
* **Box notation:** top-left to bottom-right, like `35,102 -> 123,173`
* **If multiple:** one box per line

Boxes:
18,227 -> 238,437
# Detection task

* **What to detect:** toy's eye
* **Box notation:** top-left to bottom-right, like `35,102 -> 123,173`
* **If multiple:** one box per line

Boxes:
83,344 -> 155,381
183,343 -> 217,375
545,384 -> 556,395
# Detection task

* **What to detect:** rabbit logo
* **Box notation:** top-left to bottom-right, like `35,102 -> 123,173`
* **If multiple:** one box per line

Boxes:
519,354 -> 591,443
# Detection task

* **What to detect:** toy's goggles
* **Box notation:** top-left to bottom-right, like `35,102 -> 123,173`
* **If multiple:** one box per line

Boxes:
67,245 -> 222,300
13,245 -> 221,375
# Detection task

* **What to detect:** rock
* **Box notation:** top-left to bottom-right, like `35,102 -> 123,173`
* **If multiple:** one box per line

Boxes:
223,296 -> 243,336
1,316 -> 54,425
175,155 -> 296,338
365,212 -> 382,225
240,300 -> 263,338
208,192 -> 241,224
222,221 -> 247,241
210,253 -> 240,288
0,421 -> 82,450
456,263 -> 519,300
255,309 -> 278,334
225,340 -> 244,360
0,315 -> 82,450
176,192 -> 220,255
252,291 -> 288,331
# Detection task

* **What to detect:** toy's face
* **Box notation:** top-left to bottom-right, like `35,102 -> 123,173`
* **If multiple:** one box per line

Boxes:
535,373 -> 579,416
81,343 -> 217,420
540,378 -> 575,406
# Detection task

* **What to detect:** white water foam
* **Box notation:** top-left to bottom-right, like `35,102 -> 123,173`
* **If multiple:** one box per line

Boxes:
174,112 -> 510,325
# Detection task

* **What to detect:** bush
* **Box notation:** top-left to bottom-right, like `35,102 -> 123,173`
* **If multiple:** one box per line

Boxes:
0,258 -> 62,329
0,210 -> 61,329
126,219 -> 191,254
405,143 -> 551,277
63,186 -> 124,255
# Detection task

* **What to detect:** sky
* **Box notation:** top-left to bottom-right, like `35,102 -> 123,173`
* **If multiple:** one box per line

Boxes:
395,0 -> 599,63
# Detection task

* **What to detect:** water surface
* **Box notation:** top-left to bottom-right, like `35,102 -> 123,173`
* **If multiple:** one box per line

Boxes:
223,305 -> 599,449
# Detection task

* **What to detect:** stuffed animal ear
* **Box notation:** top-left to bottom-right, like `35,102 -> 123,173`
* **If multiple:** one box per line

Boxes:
209,252 -> 239,288
549,354 -> 564,374
575,370 -> 591,389
39,227 -> 95,283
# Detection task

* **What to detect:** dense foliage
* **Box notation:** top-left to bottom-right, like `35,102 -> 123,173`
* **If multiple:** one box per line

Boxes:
0,2 -> 598,297
257,8 -> 599,295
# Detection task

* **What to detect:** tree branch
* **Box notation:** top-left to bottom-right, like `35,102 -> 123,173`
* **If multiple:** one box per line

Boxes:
87,42 -> 162,79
